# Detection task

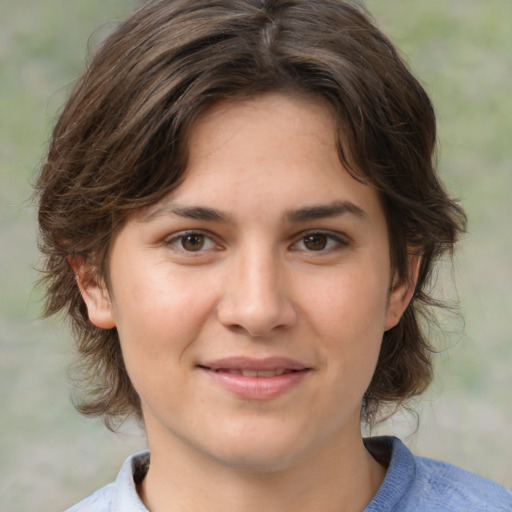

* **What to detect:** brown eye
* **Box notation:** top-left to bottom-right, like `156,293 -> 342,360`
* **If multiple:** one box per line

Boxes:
303,233 -> 328,251
181,234 -> 205,251
166,231 -> 217,254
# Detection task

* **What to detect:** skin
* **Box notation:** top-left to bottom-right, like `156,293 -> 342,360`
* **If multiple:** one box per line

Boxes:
79,93 -> 417,512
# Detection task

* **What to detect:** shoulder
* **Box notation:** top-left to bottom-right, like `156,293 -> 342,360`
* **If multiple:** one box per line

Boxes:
411,455 -> 512,511
63,482 -> 114,512
365,436 -> 512,512
62,451 -> 150,512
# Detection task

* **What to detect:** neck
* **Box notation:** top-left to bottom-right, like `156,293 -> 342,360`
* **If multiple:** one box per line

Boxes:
138,421 -> 386,512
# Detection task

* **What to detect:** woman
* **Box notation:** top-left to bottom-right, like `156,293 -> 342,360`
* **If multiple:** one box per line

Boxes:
36,0 -> 511,510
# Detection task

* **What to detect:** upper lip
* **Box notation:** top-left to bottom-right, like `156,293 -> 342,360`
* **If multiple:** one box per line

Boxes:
198,357 -> 310,372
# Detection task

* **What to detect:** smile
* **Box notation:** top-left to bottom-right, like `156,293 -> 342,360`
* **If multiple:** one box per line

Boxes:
198,357 -> 312,400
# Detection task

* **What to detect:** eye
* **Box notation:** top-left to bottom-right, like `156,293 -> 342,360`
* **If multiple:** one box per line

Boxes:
165,231 -> 218,252
303,233 -> 329,251
292,231 -> 348,252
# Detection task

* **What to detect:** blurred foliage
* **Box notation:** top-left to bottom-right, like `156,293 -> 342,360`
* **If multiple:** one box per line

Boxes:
1,0 -> 511,509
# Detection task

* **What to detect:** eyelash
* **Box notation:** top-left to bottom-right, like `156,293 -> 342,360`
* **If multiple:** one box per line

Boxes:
164,230 -> 349,254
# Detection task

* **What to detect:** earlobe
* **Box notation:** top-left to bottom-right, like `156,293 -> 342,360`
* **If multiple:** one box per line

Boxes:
384,254 -> 421,331
68,256 -> 116,329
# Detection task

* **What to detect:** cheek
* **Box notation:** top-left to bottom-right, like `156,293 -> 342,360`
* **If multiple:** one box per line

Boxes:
301,265 -> 390,340
300,265 -> 389,391
111,268 -> 216,366
111,276 -> 219,414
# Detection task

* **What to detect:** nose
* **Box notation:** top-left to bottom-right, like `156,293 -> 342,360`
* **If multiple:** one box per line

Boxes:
216,248 -> 297,337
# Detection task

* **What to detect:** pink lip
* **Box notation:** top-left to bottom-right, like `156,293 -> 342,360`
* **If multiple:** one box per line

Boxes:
198,357 -> 312,400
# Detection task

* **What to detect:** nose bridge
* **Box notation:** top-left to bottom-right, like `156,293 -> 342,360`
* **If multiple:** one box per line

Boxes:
217,240 -> 295,336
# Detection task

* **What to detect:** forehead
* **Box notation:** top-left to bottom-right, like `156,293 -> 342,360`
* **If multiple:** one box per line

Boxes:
140,93 -> 386,231
189,92 -> 335,152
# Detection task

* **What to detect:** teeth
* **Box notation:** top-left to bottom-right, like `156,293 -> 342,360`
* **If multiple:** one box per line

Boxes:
240,369 -> 290,377
214,368 -> 294,377
256,370 -> 287,377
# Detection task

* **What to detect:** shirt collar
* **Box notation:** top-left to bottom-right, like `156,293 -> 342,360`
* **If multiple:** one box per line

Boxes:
112,451 -> 150,511
364,436 -> 416,511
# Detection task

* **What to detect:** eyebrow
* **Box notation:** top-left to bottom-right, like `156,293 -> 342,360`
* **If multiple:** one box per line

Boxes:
143,204 -> 232,223
143,200 -> 367,224
284,200 -> 369,223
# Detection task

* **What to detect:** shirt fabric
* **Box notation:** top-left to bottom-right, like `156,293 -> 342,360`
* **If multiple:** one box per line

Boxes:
64,436 -> 512,511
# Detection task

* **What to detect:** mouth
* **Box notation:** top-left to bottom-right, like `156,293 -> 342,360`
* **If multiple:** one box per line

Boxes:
198,356 -> 310,375
197,357 -> 312,400
205,368 -> 298,377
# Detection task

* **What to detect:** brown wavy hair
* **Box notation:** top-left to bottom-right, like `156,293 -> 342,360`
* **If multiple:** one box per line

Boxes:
36,0 -> 466,429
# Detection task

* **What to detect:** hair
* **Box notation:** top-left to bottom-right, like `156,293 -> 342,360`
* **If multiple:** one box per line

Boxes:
36,0 -> 466,429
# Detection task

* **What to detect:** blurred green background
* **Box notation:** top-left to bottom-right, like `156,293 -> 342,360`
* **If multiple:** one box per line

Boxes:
1,0 -> 510,509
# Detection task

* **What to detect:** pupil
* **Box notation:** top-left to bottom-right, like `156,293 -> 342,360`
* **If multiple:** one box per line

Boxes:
182,234 -> 204,251
304,234 -> 327,250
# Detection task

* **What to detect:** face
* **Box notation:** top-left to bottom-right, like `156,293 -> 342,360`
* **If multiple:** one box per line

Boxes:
82,93 -> 413,472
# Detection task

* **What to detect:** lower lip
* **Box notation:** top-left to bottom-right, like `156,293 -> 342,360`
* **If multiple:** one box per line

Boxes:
201,369 -> 310,400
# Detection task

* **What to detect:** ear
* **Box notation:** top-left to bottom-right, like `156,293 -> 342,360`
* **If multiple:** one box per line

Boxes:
69,256 -> 116,329
384,254 -> 421,331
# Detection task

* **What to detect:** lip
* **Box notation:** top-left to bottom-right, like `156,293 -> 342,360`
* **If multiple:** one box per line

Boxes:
198,357 -> 312,400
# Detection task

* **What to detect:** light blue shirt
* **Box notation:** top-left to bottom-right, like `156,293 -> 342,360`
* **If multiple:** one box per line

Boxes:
64,436 -> 512,511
